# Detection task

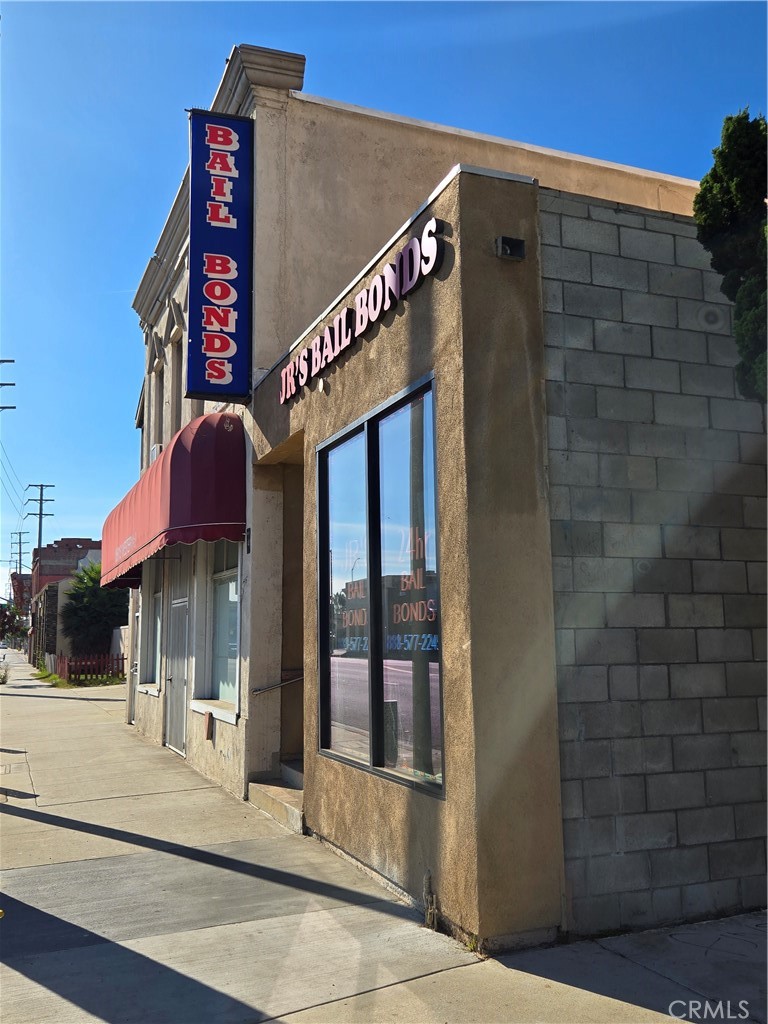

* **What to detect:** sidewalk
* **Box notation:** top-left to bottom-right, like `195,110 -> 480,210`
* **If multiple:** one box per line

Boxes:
1,650 -> 765,1024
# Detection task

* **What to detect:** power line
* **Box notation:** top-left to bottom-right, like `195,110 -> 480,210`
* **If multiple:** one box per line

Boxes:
0,458 -> 24,506
0,440 -> 25,494
1,477 -> 23,517
1,472 -> 24,507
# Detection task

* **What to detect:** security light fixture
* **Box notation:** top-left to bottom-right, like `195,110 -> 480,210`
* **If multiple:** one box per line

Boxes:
495,236 -> 526,260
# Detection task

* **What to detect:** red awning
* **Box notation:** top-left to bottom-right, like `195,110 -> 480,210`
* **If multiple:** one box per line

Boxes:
101,413 -> 246,588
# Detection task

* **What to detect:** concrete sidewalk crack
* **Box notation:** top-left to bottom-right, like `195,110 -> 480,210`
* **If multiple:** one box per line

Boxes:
594,938 -> 708,1002
256,960 -> 483,1024
35,785 -> 221,808
24,747 -> 39,807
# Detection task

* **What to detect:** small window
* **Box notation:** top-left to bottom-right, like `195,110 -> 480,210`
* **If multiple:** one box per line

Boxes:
141,560 -> 163,686
319,383 -> 443,788
210,541 -> 240,703
154,367 -> 164,447
213,539 -> 239,574
152,591 -> 162,683
171,340 -> 183,436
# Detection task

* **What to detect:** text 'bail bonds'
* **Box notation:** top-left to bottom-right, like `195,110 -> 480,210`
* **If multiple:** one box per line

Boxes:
279,218 -> 445,404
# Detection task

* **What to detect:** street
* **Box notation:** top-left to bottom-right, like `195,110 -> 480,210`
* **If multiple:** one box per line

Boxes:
330,656 -> 442,770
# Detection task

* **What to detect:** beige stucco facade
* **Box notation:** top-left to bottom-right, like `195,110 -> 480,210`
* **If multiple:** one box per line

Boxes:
116,44 -> 764,951
128,46 -> 698,808
251,170 -> 565,945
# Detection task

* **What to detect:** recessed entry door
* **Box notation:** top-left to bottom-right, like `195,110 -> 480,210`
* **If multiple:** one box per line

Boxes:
166,599 -> 188,755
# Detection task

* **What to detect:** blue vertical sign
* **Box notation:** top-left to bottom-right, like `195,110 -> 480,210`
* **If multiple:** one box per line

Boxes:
187,111 -> 253,401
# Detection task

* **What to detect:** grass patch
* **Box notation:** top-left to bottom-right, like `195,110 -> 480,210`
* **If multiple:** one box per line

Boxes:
32,668 -> 124,688
49,675 -> 125,689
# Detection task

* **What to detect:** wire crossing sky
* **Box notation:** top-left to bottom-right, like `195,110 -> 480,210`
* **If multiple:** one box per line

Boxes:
0,1 -> 765,597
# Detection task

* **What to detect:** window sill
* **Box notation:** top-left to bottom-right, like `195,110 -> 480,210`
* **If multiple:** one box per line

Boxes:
190,699 -> 238,725
137,685 -> 161,697
318,749 -> 445,799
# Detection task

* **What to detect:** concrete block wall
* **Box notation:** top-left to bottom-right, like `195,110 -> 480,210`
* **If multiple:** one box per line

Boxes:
541,189 -> 766,936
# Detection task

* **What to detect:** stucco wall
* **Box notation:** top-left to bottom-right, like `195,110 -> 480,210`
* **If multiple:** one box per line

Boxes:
248,87 -> 696,374
541,188 -> 767,934
131,540 -> 252,799
253,171 -> 564,947
185,712 -> 245,794
133,687 -> 164,742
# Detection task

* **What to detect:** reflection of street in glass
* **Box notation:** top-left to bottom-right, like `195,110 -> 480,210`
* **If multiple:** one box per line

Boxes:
330,656 -> 442,780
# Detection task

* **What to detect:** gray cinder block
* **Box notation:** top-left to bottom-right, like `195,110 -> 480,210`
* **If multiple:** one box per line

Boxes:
673,734 -> 732,772
642,698 -> 702,734
647,771 -> 706,810
638,630 -> 697,665
669,662 -> 726,697
625,356 -> 681,394
709,839 -> 766,881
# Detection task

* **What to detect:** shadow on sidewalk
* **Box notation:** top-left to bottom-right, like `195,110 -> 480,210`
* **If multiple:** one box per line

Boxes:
1,895 -> 271,1024
0,691 -> 125,700
1,803 -> 413,920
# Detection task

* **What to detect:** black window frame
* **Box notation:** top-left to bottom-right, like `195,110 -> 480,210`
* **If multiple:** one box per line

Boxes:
317,372 -> 445,796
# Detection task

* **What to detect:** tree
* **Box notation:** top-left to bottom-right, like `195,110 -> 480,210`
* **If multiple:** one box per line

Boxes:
693,110 -> 767,400
60,562 -> 129,656
0,604 -> 24,643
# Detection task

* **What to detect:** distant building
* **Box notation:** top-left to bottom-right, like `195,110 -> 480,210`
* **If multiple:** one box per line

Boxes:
29,539 -> 101,667
31,537 -> 101,600
10,572 -> 32,615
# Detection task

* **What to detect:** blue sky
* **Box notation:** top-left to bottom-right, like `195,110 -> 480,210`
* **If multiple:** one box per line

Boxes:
0,1 -> 765,596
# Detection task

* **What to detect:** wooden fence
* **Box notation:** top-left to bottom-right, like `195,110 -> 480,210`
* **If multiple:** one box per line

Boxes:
56,653 -> 126,682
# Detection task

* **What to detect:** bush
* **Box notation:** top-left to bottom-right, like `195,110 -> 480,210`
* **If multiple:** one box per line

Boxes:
60,562 -> 129,656
693,110 -> 767,400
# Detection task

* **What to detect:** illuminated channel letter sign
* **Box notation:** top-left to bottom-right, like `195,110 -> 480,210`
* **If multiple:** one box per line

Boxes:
279,218 -> 445,405
187,111 -> 253,401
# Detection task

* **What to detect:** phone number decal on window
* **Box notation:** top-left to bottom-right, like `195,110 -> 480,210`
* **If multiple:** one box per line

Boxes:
386,633 -> 439,653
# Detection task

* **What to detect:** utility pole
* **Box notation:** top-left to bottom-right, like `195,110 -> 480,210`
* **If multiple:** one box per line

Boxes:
0,359 -> 15,412
11,531 -> 29,575
25,484 -> 55,553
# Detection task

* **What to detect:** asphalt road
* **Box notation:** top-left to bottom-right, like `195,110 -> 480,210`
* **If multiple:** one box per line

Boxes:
330,655 -> 440,733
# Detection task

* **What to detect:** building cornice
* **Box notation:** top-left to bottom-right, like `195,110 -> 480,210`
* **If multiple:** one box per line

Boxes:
132,170 -> 190,325
211,44 -> 306,115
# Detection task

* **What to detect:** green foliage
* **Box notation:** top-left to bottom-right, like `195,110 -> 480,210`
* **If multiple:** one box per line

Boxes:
60,562 -> 129,656
693,110 -> 767,400
0,604 -> 24,642
50,674 -> 124,689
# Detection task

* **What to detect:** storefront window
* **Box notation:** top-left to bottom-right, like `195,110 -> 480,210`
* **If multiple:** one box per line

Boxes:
379,391 -> 441,780
320,383 -> 443,787
211,540 -> 239,704
327,433 -> 370,761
